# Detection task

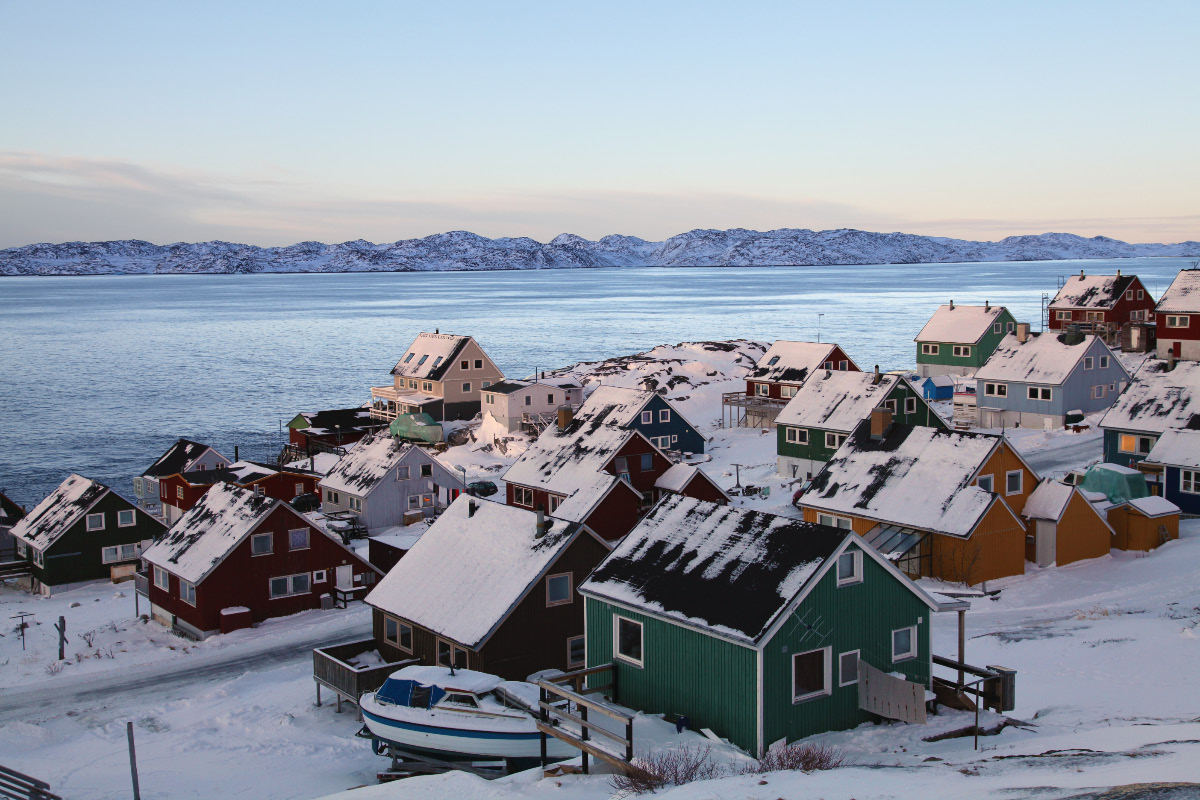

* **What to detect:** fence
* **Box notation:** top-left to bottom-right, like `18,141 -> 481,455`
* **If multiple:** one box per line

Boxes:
0,763 -> 62,800
536,664 -> 635,775
313,639 -> 417,717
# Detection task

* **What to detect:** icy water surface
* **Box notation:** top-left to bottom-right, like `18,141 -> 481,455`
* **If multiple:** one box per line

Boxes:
0,258 -> 1191,505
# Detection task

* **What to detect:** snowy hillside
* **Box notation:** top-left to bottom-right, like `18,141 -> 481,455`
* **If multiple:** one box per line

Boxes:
3,228 -> 1198,275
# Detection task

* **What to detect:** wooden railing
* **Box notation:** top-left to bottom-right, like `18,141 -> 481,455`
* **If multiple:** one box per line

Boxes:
313,639 -> 417,716
0,762 -> 62,800
536,664 -> 634,775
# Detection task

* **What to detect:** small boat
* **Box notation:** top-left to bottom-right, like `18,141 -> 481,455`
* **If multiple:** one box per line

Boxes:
360,665 -> 575,761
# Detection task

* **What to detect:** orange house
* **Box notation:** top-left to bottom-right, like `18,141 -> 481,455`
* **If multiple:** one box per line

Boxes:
1022,480 -> 1113,567
1105,496 -> 1180,551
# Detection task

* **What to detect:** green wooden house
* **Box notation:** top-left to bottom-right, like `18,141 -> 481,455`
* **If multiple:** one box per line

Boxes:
776,368 -> 947,480
10,474 -> 166,596
915,302 -> 1016,378
579,495 -> 948,755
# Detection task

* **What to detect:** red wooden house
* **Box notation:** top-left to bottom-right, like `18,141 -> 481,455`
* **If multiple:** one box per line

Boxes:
286,407 -> 389,452
158,461 -> 321,525
725,341 -> 861,428
1048,270 -> 1156,332
1155,268 -> 1200,362
142,483 -> 380,639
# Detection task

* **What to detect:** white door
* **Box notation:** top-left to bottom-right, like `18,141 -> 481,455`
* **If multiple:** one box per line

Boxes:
335,565 -> 353,589
1036,521 -> 1056,567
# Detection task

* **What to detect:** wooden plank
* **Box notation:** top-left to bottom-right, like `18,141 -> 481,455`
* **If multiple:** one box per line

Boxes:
535,723 -> 631,774
538,703 -> 630,746
537,682 -> 632,723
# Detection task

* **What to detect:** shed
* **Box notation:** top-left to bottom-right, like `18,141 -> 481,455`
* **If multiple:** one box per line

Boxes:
921,375 -> 955,400
1021,480 -> 1113,567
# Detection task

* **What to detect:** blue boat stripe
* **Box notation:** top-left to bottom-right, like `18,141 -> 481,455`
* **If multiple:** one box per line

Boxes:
362,708 -> 543,741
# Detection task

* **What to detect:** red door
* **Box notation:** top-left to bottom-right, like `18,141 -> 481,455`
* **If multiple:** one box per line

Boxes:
1175,341 -> 1183,358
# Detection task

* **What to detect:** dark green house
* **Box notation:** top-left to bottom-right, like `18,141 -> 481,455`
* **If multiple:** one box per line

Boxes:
915,302 -> 1016,378
776,369 -> 947,480
10,474 -> 166,596
579,495 -> 946,755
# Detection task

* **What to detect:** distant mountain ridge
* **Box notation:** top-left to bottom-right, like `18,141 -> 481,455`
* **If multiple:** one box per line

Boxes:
2,228 -> 1197,275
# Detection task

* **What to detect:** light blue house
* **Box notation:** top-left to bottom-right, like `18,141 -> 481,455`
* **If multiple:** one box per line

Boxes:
974,325 -> 1130,429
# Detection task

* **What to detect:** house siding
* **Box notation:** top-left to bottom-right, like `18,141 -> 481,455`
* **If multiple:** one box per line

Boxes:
1049,276 -> 1156,331
916,309 -> 1016,375
745,345 -> 858,397
1102,428 -> 1159,468
1054,490 -> 1112,566
930,501 -> 1026,584
320,448 -> 462,530
1162,467 -> 1200,516
629,395 -> 706,454
1156,314 -> 1200,361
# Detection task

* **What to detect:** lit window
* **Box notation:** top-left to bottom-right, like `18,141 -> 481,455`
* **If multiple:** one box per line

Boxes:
792,647 -> 831,702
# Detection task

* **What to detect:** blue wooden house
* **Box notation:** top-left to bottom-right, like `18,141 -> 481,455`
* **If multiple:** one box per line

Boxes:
974,325 -> 1130,429
921,375 -> 955,401
1143,426 -> 1200,515
579,385 -> 706,454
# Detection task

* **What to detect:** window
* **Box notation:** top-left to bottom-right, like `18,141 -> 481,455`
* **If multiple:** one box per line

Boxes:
460,359 -> 468,369
348,496 -> 362,512
485,393 -> 494,405
767,355 -> 780,366
615,616 -> 643,666
1100,356 -> 1109,368
482,381 -> 490,388
117,509 -> 135,527
818,513 -> 852,530
396,465 -> 410,480
884,399 -> 897,414
755,383 -> 769,396
85,512 -> 104,531
548,494 -> 563,513
920,343 -> 939,355
785,427 -> 808,444
251,533 -> 273,555
614,457 -> 628,474
892,626 -> 917,661
420,494 -> 433,508
384,616 -> 413,652
905,397 -> 917,414
1027,386 -> 1052,401
977,474 -> 994,493
437,639 -> 468,668
993,322 -> 1002,334
269,573 -> 310,598
1084,357 -> 1094,370
474,359 -> 483,369
839,361 -> 848,371
1005,470 -> 1023,495
567,636 -> 586,668
640,453 -> 653,471
1126,290 -> 1134,301
180,580 -> 197,606
659,409 -> 670,423
640,410 -> 652,424
836,550 -> 862,586
16,541 -> 26,558
289,528 -> 310,550
1091,384 -> 1106,400
792,647 -> 831,702
839,650 -> 860,687
1131,310 -> 1144,321
154,566 -> 169,590
781,384 -> 797,398
1137,289 -> 1144,300
420,463 -> 432,478
1008,321 -> 1015,332
1182,470 -> 1199,494
33,549 -> 44,568
422,381 -> 432,392
653,435 -> 671,449
462,382 -> 472,393
313,569 -> 326,583
417,355 -> 428,365
825,432 -> 846,449
1086,311 -> 1104,322
547,393 -> 555,404
408,379 -> 417,388
102,546 -> 121,564
1056,310 -> 1072,320
524,395 -> 532,406
953,345 -> 971,357
432,356 -> 443,369
824,361 -> 833,370
984,383 -> 1007,397
404,352 -> 414,363
546,573 -> 572,606
294,483 -> 304,498
513,486 -> 533,507
1118,434 -> 1155,454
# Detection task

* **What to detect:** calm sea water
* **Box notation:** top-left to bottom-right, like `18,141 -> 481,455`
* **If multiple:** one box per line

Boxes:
0,258 -> 1190,507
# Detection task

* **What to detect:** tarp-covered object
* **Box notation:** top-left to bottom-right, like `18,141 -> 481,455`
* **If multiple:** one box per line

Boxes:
389,413 -> 444,444
1079,463 -> 1150,505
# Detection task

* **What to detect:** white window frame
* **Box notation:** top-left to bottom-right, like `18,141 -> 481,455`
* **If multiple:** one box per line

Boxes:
153,565 -> 169,590
785,427 -> 808,444
269,573 -> 311,599
548,494 -> 564,513
436,638 -> 468,669
904,396 -> 917,414
33,548 -> 44,568
977,474 -> 994,493
117,509 -> 136,527
16,541 -> 27,558
176,486 -> 185,500
781,384 -> 798,398
1092,384 -> 1106,400
1137,289 -> 1144,300
251,532 -> 273,556
294,482 -> 304,498
313,569 -> 327,583
546,572 -> 573,607
288,528 -> 310,551
462,382 -> 472,393
952,345 -> 971,358
1181,469 -> 1198,494
614,615 -> 644,667
984,382 -> 1007,397
1100,356 -> 1109,368
892,625 -> 917,662
1005,469 -> 1023,496
659,409 -> 670,423
513,486 -> 534,508
817,513 -> 852,530
824,431 -> 846,449
1055,310 -> 1072,320
791,646 -> 831,703
993,322 -> 1001,334
836,549 -> 862,586
1126,290 -> 1134,301
396,465 -> 410,480
1084,356 -> 1094,370
1027,386 -> 1052,401
180,579 -> 197,607
640,410 -> 652,424
838,649 -> 860,687
87,512 -> 104,531
755,383 -> 769,397
101,545 -> 121,564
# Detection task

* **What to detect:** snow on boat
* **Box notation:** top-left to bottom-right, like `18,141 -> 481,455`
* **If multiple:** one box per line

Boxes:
359,665 -> 575,761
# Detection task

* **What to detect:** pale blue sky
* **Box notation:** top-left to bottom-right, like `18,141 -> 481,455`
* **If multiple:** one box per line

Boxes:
1,0 -> 1196,247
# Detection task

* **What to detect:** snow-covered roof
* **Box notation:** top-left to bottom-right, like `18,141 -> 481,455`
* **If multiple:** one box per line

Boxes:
8,474 -> 109,549
0,491 -> 24,529
1155,268 -> 1200,314
1128,495 -> 1180,518
179,460 -> 299,487
143,438 -> 223,478
1022,480 -> 1074,522
1099,360 -> 1200,434
143,483 -> 278,583
747,341 -> 844,384
803,423 -> 1011,537
580,496 -> 850,645
914,304 -> 1008,344
775,371 -> 897,432
1050,273 -> 1138,309
1144,428 -> 1200,469
285,451 -> 343,476
319,432 -> 440,497
481,380 -> 532,395
924,375 -> 956,388
292,407 -> 383,436
388,665 -> 502,696
390,332 -> 472,380
365,497 -> 594,649
975,332 -> 1120,385
654,463 -> 699,493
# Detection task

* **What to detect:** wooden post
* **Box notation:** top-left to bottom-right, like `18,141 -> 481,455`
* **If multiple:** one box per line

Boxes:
625,717 -> 634,762
580,705 -> 589,775
55,616 -> 67,661
126,721 -> 141,800
539,685 -> 548,769
316,682 -> 321,707
957,608 -> 966,688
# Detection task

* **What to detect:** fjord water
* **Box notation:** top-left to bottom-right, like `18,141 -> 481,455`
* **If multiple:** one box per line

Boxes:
0,257 -> 1190,506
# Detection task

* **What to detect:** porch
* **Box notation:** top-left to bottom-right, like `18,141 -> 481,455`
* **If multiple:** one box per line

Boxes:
720,392 -> 788,429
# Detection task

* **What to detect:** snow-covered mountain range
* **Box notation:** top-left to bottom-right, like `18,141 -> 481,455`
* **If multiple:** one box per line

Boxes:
2,228 -> 1198,275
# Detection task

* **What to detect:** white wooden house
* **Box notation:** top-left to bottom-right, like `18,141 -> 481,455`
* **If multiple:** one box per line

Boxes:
370,332 -> 505,422
480,378 -> 584,433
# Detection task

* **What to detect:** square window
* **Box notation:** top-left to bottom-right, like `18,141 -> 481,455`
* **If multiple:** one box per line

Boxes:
1006,470 -> 1022,495
993,322 -> 1001,334
640,410 -> 652,424
270,577 -> 289,597
567,636 -> 586,668
839,650 -> 860,687
421,463 -> 432,478
462,382 -> 472,393
792,647 -> 830,702
120,543 -> 138,560
546,573 -> 572,606
977,474 -> 994,493
659,409 -> 670,423
836,550 -> 861,585
437,639 -> 467,668
289,528 -> 310,550
756,383 -> 769,397
460,360 -> 469,369
839,361 -> 848,371
781,384 -> 797,398
154,566 -> 169,590
616,616 -> 643,666
313,569 -> 326,583
513,486 -> 533,507
102,545 -> 120,564
825,432 -> 846,449
640,453 -> 653,470
117,509 -> 135,527
892,626 -> 917,661
1084,357 -> 1093,369
884,399 -> 897,414
87,513 -> 104,531
474,360 -> 483,369
396,465 -> 410,480
251,533 -> 272,555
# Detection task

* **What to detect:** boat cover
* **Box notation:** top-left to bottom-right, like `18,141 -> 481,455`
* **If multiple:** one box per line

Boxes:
375,677 -> 446,709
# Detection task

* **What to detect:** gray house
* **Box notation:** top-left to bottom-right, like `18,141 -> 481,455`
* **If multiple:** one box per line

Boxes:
318,432 -> 463,531
974,324 -> 1130,429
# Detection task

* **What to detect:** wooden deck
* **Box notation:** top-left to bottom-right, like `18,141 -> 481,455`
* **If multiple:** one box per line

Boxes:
313,639 -> 417,717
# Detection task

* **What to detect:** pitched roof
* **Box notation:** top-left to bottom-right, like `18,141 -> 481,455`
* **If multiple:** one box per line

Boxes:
975,332 -> 1120,385
1022,480 -> 1074,521
390,332 -> 472,381
1099,360 -> 1200,435
1128,495 -> 1180,518
1050,273 -> 1138,309
143,483 -> 278,583
747,341 -> 845,384
364,497 -> 595,649
803,423 -> 1011,537
1145,428 -> 1200,469
319,432 -> 444,497
775,371 -> 897,432
0,491 -> 25,528
8,474 -> 110,549
579,496 -> 852,645
179,460 -> 316,487
481,380 -> 532,395
915,304 -> 1009,344
142,439 -> 223,478
1155,268 -> 1200,314
292,407 -> 385,436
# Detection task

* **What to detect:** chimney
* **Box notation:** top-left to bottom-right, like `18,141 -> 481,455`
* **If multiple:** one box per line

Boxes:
309,455 -> 315,472
949,299 -> 954,310
1016,322 -> 1030,343
870,408 -> 893,440
535,507 -> 550,538
1116,268 -> 1122,278
1079,269 -> 1085,280
234,445 -> 239,462
557,406 -> 573,430
435,328 -> 439,334
825,368 -> 832,379
872,364 -> 881,385
468,498 -> 477,518
985,300 -> 990,310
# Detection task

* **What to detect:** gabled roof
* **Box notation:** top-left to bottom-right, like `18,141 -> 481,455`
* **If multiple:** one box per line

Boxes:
803,423 -> 1018,538
775,371 -> 897,432
581,496 -> 856,646
8,474 -> 110,549
915,304 -> 1009,344
580,384 -> 702,435
653,463 -> 730,501
178,460 -> 316,487
923,375 -> 956,388
319,432 -> 450,497
747,341 -> 848,384
0,491 -> 25,528
291,407 -> 384,436
1144,428 -> 1200,469
143,439 -> 224,478
481,380 -> 533,395
390,332 -> 473,381
364,497 -> 599,649
1099,360 -> 1200,435
975,332 -> 1123,385
1022,479 -> 1074,521
1050,273 -> 1138,309
1155,268 -> 1200,314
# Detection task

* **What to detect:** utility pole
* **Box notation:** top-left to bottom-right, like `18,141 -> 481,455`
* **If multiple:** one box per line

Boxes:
127,721 -> 141,800
11,612 -> 33,651
732,463 -> 744,490
54,616 -> 68,661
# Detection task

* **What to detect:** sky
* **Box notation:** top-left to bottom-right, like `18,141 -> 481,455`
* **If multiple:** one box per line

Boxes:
1,0 -> 1197,248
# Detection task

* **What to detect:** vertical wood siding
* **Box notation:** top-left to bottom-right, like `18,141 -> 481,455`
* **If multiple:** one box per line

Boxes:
1054,490 -> 1112,565
34,492 -> 165,588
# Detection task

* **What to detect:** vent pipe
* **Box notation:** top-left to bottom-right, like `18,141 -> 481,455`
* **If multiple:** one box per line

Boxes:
468,498 -> 477,518
1079,269 -> 1085,280
535,507 -> 549,538
558,406 -> 574,431
949,299 -> 954,310
985,300 -> 990,310
873,365 -> 881,385
234,445 -> 239,462
1116,269 -> 1122,278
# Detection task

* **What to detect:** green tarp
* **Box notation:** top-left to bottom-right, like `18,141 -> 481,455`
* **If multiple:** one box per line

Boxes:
1079,463 -> 1149,505
389,413 -> 444,444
